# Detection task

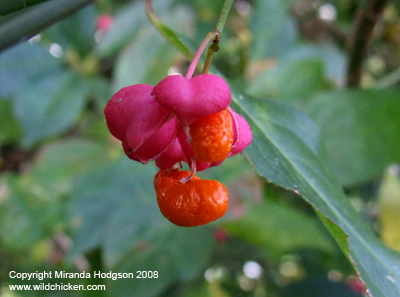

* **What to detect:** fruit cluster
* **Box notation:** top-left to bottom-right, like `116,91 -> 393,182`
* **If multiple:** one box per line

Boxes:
104,73 -> 252,227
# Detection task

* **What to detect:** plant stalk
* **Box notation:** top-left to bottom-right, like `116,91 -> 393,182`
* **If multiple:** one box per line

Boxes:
346,0 -> 388,88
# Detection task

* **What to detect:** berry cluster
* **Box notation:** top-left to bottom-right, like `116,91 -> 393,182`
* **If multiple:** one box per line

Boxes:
104,72 -> 252,227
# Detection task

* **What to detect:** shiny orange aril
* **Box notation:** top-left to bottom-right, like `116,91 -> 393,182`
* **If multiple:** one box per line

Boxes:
189,108 -> 233,163
154,169 -> 229,227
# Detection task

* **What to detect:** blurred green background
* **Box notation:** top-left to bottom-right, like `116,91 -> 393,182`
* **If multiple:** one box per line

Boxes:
1,0 -> 400,296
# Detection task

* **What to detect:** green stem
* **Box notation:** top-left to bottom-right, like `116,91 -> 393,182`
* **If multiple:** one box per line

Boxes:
144,0 -> 191,58
201,0 -> 233,74
201,37 -> 220,74
144,0 -> 161,31
345,0 -> 388,88
145,0 -> 234,77
185,32 -> 217,79
215,0 -> 234,36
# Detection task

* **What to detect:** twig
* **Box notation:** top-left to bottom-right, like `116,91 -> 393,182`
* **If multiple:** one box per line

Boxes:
346,0 -> 388,88
145,0 -> 233,77
185,31 -> 218,79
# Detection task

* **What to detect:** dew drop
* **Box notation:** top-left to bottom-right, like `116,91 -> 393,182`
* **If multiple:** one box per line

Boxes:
117,98 -> 122,103
318,3 -> 337,21
239,94 -> 244,100
243,261 -> 263,279
49,43 -> 62,58
274,158 -> 280,165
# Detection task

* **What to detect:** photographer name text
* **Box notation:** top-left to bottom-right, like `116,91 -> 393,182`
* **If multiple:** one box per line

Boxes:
9,270 -> 158,281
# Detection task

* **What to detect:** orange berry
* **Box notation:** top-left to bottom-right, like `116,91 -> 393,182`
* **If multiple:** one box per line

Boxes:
189,108 -> 233,163
154,170 -> 229,227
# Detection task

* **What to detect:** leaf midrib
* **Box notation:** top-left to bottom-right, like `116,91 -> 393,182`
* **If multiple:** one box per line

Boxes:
234,95 -> 397,292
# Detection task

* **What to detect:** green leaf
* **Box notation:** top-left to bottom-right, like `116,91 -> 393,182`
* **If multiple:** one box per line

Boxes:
278,276 -> 363,297
280,44 -> 346,85
0,99 -> 22,143
0,42 -> 62,98
102,200 -> 165,266
68,157 -> 215,296
145,2 -> 193,60
83,76 -> 112,110
222,200 -> 335,255
230,94 -> 400,297
113,28 -> 179,91
0,0 -> 51,16
30,139 -> 109,194
68,158 -> 152,258
43,5 -> 96,57
247,59 -> 327,100
106,248 -> 178,297
106,226 -> 214,297
164,227 -> 214,281
251,0 -> 297,60
305,89 -> 400,186
121,18 -> 400,297
0,175 -> 65,249
0,139 -> 106,250
0,178 -> 43,248
0,0 -> 95,53
95,1 -> 147,57
15,71 -> 87,145
96,0 -> 179,58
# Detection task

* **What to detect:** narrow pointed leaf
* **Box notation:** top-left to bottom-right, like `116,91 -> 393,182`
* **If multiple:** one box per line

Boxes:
0,0 -> 51,16
0,0 -> 94,53
230,94 -> 400,297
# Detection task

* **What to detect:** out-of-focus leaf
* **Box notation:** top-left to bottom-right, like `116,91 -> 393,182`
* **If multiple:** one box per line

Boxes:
68,157 -> 214,296
0,99 -> 22,143
113,28 -> 179,91
83,76 -> 112,110
251,0 -> 297,60
0,0 -> 51,16
15,71 -> 87,146
145,2 -> 193,59
0,139 -> 107,249
378,166 -> 400,252
0,42 -> 61,98
165,227 -> 214,281
0,0 -> 95,53
280,44 -> 346,86
0,178 -> 43,248
106,248 -> 178,297
279,276 -> 363,297
305,89 -> 400,186
30,139 -> 109,194
102,200 -> 165,266
222,200 -> 335,254
0,175 -> 63,249
96,0 -> 183,58
231,93 -> 400,297
43,5 -> 97,57
106,226 -> 214,297
95,1 -> 147,57
68,158 -> 151,258
247,59 -> 327,100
